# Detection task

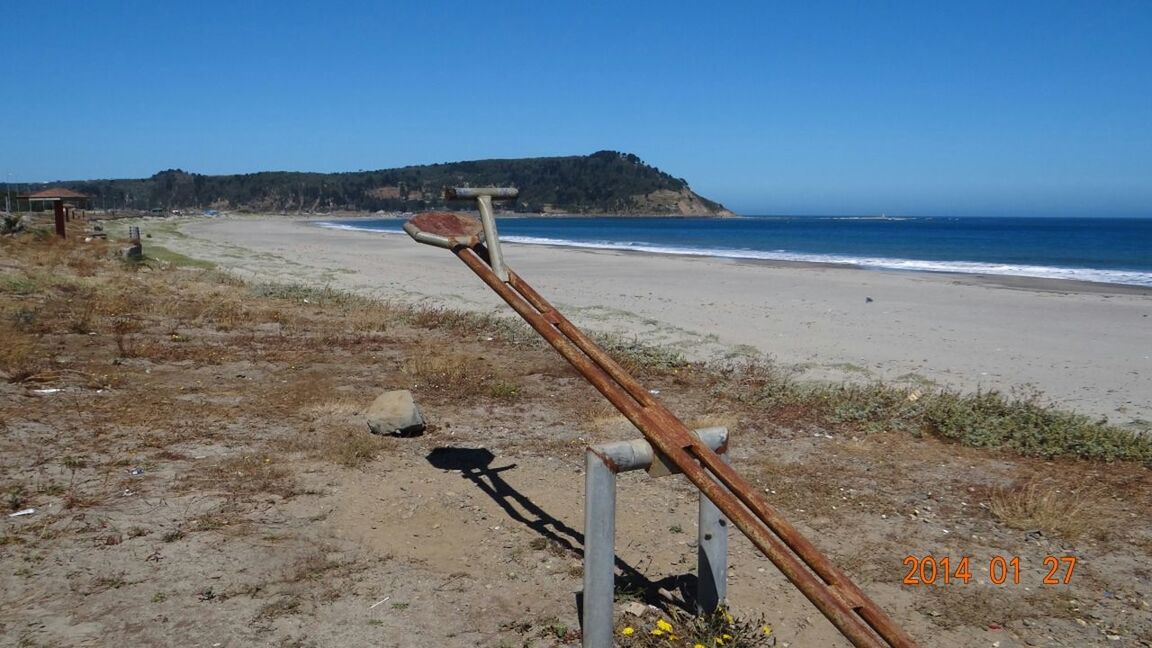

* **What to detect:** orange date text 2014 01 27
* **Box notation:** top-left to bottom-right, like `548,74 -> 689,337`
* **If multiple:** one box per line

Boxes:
902,555 -> 1078,586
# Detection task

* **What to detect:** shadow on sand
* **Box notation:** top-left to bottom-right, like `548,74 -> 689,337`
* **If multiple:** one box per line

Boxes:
426,446 -> 697,619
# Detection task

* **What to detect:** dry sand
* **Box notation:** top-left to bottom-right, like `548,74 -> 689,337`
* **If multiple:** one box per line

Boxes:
154,215 -> 1150,426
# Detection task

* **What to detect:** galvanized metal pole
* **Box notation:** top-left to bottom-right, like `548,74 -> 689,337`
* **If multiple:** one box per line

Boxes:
583,428 -> 729,648
474,194 -> 507,281
583,447 -> 617,648
697,467 -> 729,613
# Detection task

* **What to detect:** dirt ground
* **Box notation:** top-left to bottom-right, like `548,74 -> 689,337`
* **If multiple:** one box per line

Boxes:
1,232 -> 1150,647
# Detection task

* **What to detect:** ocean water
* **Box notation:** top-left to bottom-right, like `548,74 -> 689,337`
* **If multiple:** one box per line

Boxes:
317,215 -> 1152,288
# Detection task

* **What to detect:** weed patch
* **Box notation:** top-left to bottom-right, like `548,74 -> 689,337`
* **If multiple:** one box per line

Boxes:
183,454 -> 299,499
595,332 -> 689,373
713,359 -> 1152,463
989,478 -> 1099,539
403,352 -> 502,399
0,333 -> 47,382
616,607 -> 775,647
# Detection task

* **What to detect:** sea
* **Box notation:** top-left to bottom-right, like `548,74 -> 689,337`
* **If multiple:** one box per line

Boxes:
316,215 -> 1152,288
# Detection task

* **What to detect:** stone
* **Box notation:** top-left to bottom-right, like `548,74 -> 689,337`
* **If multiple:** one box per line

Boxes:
365,389 -> 425,437
123,243 -> 143,259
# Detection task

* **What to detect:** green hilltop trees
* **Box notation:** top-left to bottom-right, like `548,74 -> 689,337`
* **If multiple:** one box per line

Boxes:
52,152 -> 727,215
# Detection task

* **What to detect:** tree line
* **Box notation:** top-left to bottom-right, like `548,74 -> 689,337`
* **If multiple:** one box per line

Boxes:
49,151 -> 727,214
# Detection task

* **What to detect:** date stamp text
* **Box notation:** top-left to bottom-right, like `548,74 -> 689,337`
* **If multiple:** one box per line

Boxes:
902,555 -> 1077,586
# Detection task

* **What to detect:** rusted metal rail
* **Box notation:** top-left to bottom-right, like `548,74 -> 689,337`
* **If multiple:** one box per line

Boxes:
404,191 -> 917,648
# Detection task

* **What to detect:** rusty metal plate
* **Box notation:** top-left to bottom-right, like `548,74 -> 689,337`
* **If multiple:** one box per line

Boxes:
403,212 -> 484,249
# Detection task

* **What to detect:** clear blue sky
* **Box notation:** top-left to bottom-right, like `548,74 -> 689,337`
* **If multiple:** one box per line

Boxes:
2,1 -> 1149,216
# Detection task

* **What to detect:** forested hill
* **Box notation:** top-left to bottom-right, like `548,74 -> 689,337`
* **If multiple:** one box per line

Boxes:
56,151 -> 734,216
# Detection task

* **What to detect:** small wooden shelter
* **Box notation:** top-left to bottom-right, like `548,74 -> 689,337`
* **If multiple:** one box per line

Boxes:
18,188 -> 93,212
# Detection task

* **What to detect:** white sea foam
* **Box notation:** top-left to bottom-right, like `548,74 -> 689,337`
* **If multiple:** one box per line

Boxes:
313,222 -> 1152,288
499,236 -> 1152,287
313,221 -> 390,233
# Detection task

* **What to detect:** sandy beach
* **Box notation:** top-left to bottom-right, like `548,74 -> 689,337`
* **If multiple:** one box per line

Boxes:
154,215 -> 1151,426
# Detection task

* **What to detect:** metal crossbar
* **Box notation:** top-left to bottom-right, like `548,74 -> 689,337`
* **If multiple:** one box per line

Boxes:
584,427 -> 731,648
404,191 -> 917,648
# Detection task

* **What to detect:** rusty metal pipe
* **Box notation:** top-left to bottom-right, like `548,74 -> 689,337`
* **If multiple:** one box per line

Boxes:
402,212 -> 915,647
512,260 -> 914,634
509,271 -> 656,408
450,245 -> 915,647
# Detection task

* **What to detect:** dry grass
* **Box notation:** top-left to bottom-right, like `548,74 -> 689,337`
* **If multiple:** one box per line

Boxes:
187,502 -> 251,535
406,303 -> 525,340
403,351 -> 513,400
686,413 -> 741,434
915,586 -> 1034,630
757,458 -> 886,518
340,302 -> 397,333
300,398 -> 363,426
988,478 -> 1100,539
283,550 -> 346,583
180,453 -> 300,499
284,398 -> 391,468
0,332 -> 47,382
576,408 -> 741,444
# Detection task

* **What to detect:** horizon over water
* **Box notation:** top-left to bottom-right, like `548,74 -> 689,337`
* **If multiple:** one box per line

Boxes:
317,215 -> 1152,288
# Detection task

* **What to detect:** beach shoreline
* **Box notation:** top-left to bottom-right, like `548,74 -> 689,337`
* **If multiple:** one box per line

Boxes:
146,215 -> 1151,426
311,214 -> 1152,291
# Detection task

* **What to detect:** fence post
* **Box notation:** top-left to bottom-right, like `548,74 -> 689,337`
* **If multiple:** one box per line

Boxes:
53,201 -> 66,238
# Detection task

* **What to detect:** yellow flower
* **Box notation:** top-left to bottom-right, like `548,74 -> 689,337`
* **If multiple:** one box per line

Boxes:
656,619 -> 674,632
722,634 -> 732,640
714,638 -> 725,646
651,628 -> 664,636
620,627 -> 634,636
694,644 -> 706,648
762,624 -> 774,636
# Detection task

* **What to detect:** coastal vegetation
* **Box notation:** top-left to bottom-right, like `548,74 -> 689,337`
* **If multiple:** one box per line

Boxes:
42,151 -> 731,216
2,231 -> 1148,463
711,361 -> 1152,463
2,230 -> 1149,646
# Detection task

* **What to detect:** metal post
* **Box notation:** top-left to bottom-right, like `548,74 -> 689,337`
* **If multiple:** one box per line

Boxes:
584,447 -> 617,648
475,194 -> 507,281
697,462 -> 729,613
583,427 -> 729,648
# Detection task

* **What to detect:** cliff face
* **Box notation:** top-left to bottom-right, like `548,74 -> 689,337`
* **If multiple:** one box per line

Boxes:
630,188 -> 737,217
54,151 -> 734,216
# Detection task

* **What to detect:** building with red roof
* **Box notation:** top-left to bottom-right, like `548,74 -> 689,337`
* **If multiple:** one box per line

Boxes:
16,188 -> 93,211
